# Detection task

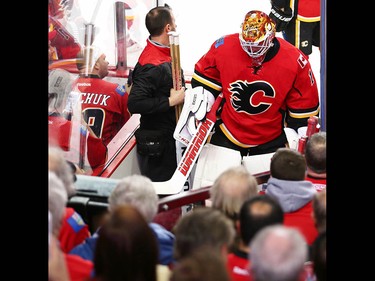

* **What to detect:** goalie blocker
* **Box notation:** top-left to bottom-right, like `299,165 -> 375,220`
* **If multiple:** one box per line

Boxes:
174,86 -> 215,146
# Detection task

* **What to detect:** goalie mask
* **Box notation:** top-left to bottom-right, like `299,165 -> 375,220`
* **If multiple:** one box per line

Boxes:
239,10 -> 276,65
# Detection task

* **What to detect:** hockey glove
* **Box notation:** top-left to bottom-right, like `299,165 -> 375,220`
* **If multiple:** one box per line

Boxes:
190,86 -> 215,121
173,87 -> 215,145
269,5 -> 293,32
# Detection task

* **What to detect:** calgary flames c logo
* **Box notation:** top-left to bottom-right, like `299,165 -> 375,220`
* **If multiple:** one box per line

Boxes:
229,80 -> 275,115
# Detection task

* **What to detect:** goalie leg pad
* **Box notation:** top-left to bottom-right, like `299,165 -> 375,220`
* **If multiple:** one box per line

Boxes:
242,152 -> 275,177
192,143 -> 242,190
284,127 -> 299,150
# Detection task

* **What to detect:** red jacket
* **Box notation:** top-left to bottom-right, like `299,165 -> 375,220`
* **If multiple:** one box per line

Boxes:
59,207 -> 91,253
65,253 -> 93,281
283,201 -> 318,245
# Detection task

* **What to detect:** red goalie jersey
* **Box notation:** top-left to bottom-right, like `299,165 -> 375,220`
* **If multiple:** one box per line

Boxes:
191,34 -> 320,147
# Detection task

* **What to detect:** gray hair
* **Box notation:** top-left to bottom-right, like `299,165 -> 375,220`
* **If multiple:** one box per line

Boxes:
48,146 -> 76,197
108,174 -> 158,222
49,171 -> 68,234
250,225 -> 307,281
305,131 -> 326,174
210,165 -> 258,219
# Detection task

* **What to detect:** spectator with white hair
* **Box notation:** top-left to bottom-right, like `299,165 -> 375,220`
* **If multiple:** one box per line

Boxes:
210,165 -> 259,251
49,171 -> 93,280
249,224 -> 308,281
70,174 -> 175,267
49,146 -> 91,253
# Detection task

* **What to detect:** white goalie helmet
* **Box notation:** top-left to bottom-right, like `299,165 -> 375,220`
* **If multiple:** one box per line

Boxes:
239,10 -> 276,60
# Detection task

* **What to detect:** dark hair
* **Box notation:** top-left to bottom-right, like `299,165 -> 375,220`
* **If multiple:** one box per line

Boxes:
145,4 -> 173,36
239,195 -> 284,245
270,148 -> 306,180
173,207 -> 235,260
305,131 -> 326,174
312,190 -> 326,233
94,205 -> 158,281
170,247 -> 230,281
312,231 -> 326,281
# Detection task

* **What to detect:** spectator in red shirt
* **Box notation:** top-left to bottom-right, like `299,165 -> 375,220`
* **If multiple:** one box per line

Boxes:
49,171 -> 93,281
49,146 -> 91,253
227,194 -> 284,281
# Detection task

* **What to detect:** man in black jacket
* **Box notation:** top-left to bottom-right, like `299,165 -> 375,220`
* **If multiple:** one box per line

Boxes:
128,4 -> 185,182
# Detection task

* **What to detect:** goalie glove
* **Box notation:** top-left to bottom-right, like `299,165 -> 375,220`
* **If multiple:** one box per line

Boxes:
173,87 -> 216,145
190,86 -> 216,121
269,5 -> 293,32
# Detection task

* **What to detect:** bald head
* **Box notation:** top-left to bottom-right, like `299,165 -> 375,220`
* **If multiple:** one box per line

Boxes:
250,225 -> 307,281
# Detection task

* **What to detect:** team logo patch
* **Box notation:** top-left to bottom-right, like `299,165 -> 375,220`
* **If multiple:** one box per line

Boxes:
297,54 -> 308,69
215,37 -> 225,48
67,212 -> 86,233
230,80 -> 274,115
301,40 -> 309,48
115,84 -> 126,96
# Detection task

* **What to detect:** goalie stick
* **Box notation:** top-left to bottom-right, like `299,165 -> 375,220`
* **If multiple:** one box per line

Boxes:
168,31 -> 183,122
152,93 -> 223,195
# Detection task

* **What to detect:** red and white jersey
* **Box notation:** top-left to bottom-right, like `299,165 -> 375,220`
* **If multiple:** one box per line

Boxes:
192,34 -> 319,147
227,251 -> 252,281
71,76 -> 131,146
306,175 -> 326,192
59,207 -> 90,253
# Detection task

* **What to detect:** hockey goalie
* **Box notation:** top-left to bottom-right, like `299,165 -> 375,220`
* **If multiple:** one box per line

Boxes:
173,85 -> 318,191
175,10 -> 320,190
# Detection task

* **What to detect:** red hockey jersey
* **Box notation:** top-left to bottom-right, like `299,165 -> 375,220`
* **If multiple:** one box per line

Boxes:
71,77 -> 131,146
192,35 -> 319,147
